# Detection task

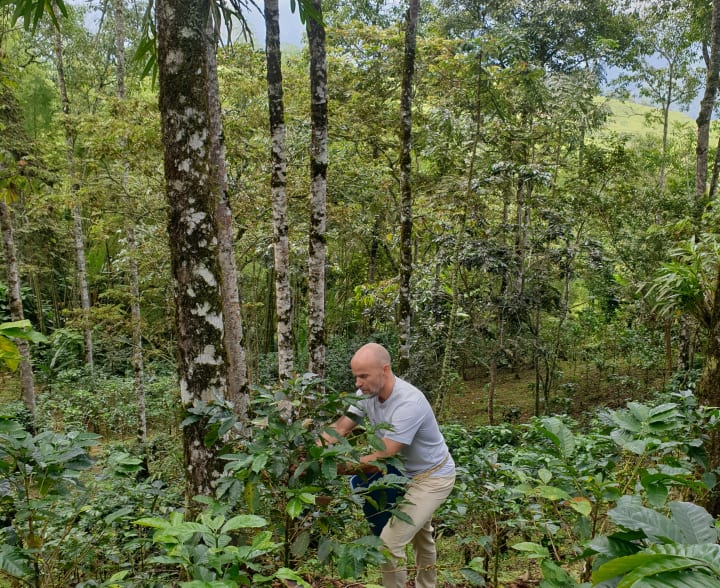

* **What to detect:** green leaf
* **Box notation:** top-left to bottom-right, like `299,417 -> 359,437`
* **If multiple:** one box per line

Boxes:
593,552 -> 680,583
540,559 -> 576,587
274,568 -> 312,588
291,530 -> 310,557
632,571 -> 720,588
538,468 -> 552,484
134,516 -> 170,529
651,544 -> 720,575
609,497 -> 684,543
540,417 -> 576,458
286,497 -> 303,519
567,496 -> 593,517
667,502 -> 718,545
536,485 -> 571,501
220,514 -> 267,533
512,542 -> 550,559
618,555 -> 701,588
0,544 -> 31,578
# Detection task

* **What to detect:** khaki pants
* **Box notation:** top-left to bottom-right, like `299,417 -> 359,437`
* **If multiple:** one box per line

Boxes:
379,473 -> 455,588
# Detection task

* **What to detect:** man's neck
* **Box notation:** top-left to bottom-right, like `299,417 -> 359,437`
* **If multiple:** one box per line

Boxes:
378,374 -> 396,403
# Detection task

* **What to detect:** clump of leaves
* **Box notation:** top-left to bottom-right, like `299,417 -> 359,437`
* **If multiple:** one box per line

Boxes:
589,495 -> 720,587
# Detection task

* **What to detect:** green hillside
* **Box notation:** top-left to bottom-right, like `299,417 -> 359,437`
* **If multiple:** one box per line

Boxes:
598,96 -> 695,137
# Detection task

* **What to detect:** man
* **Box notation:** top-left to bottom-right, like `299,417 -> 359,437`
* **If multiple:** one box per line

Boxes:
326,342 -> 456,588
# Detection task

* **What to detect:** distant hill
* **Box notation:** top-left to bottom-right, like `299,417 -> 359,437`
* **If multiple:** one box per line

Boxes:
595,97 -> 696,138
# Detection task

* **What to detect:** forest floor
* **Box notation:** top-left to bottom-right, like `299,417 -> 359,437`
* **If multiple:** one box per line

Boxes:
442,360 -> 666,427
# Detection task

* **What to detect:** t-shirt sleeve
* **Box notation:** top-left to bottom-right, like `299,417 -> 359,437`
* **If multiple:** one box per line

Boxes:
385,398 -> 424,445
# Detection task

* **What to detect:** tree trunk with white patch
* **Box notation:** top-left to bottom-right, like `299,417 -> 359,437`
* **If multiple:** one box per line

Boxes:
265,0 -> 293,381
52,4 -> 93,367
0,198 -> 36,424
306,0 -> 328,379
397,0 -> 419,376
157,0 -> 228,503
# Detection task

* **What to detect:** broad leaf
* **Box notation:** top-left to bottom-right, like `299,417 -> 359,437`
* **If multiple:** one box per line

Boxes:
221,514 -> 267,533
619,555 -> 705,587
540,417 -> 576,458
512,542 -> 549,558
651,544 -> 720,575
0,545 -> 30,578
609,497 -> 684,543
632,571 -> 720,587
274,567 -> 312,588
667,502 -> 718,545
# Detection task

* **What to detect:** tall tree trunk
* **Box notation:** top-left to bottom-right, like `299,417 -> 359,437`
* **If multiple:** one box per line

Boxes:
695,0 -> 720,206
435,49 -> 483,414
157,0 -> 228,505
52,4 -> 93,367
397,0 -> 419,376
114,0 -> 148,461
306,0 -> 328,379
205,15 -> 250,421
265,0 -> 294,380
0,198 -> 36,425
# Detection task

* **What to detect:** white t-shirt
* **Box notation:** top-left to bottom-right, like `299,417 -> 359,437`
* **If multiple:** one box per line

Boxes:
347,376 -> 455,478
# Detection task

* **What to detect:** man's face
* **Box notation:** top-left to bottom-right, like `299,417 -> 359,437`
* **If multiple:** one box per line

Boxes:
351,355 -> 386,398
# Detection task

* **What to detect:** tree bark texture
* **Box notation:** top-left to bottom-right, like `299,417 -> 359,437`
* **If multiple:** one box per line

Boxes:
265,0 -> 294,380
306,0 -> 328,379
157,0 -> 228,501
0,198 -> 36,421
205,14 -> 250,419
695,0 -> 720,205
397,0 -> 419,376
52,5 -> 93,367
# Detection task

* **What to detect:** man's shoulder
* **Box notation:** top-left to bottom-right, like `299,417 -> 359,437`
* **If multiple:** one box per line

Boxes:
393,377 -> 428,403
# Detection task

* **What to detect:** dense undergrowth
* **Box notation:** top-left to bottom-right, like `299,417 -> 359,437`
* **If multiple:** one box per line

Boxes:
2,368 -> 720,587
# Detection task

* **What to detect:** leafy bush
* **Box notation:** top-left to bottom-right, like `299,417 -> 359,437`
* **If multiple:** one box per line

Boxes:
589,497 -> 720,587
218,374 -> 398,580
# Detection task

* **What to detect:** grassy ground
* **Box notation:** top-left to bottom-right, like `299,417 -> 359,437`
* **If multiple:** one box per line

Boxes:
442,361 -> 666,428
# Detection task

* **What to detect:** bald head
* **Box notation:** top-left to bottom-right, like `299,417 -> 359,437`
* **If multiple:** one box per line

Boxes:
353,343 -> 391,369
350,343 -> 395,400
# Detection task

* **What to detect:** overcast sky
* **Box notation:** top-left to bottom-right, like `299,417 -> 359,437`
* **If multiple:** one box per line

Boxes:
243,2 -> 305,47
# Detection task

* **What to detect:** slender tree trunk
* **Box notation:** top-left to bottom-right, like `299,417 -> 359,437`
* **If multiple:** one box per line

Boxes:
265,0 -> 294,380
52,4 -> 93,367
306,0 -> 328,379
710,131 -> 720,200
695,0 -> 720,206
0,198 -> 36,424
157,0 -> 228,505
397,0 -> 419,376
435,49 -> 483,414
488,351 -> 497,426
205,17 -> 250,421
113,0 -> 148,461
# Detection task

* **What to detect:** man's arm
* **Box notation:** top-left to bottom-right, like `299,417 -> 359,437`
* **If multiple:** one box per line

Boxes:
360,437 -> 403,464
339,437 -> 404,476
